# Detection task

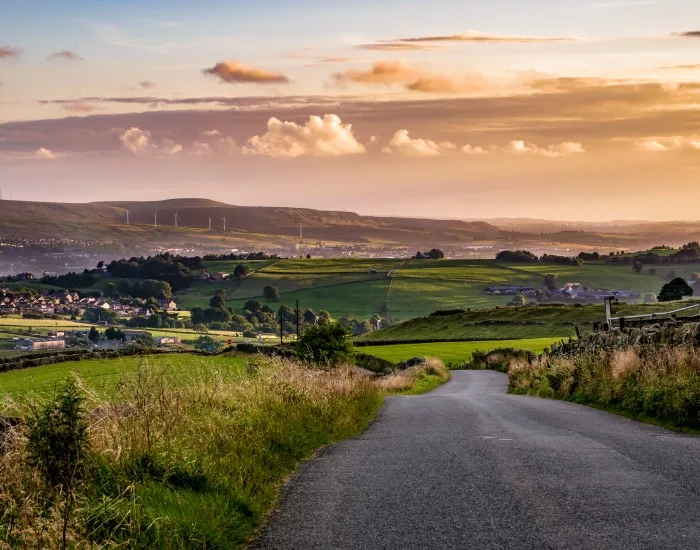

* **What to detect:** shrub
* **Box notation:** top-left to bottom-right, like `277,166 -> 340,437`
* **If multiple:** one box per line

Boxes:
354,353 -> 395,375
658,277 -> 693,302
296,322 -> 354,366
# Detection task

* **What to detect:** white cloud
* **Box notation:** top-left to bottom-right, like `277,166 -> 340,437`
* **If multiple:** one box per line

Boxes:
461,144 -> 489,155
191,136 -> 239,156
244,114 -> 366,158
201,129 -> 221,137
119,127 -> 182,157
507,140 -> 585,157
634,137 -> 700,152
34,148 -> 56,159
382,129 -> 457,157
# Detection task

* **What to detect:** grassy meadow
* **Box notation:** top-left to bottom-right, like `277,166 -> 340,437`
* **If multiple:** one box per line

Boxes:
173,257 -> 696,323
0,354 -> 387,548
363,337 -> 561,365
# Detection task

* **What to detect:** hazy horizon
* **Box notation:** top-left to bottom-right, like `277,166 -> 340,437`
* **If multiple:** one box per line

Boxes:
1,0 -> 699,221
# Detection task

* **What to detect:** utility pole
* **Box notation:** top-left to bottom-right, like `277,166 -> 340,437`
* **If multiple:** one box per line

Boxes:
174,212 -> 179,228
279,318 -> 284,346
208,217 -> 212,231
295,299 -> 300,340
154,212 -> 158,228
222,217 -> 227,232
126,210 -> 130,225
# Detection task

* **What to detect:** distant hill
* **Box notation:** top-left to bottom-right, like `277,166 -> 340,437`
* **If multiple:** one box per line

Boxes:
0,198 -> 690,250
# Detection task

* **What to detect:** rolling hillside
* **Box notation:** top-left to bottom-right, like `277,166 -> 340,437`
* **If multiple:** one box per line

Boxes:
0,198 -> 695,250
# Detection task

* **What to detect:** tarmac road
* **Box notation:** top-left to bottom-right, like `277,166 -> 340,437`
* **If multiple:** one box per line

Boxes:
255,370 -> 700,549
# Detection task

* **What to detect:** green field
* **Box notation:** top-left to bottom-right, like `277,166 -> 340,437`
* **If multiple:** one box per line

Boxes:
0,353 -> 248,401
363,338 -> 561,364
171,257 -> 697,323
360,301 -> 700,343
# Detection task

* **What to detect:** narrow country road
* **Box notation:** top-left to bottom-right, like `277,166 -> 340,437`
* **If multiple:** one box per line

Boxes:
254,371 -> 700,550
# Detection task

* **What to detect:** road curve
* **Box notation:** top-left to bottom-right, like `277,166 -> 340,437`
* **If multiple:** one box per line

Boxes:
254,371 -> 700,549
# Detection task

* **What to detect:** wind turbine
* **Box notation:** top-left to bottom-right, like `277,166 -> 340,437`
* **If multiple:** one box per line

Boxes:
154,211 -> 158,228
222,217 -> 227,232
208,217 -> 212,231
126,210 -> 130,225
174,212 -> 179,228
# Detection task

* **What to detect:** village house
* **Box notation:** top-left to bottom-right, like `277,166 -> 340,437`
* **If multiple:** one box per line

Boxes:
14,338 -> 66,351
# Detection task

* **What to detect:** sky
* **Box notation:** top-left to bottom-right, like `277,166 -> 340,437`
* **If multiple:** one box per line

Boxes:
1,0 -> 699,221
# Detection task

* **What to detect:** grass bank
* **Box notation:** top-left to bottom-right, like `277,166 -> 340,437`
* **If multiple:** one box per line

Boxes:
363,338 -> 560,365
0,356 -> 384,548
375,358 -> 451,395
494,346 -> 700,432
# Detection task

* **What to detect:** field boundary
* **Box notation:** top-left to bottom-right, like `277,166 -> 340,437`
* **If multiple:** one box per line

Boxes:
354,336 -> 566,347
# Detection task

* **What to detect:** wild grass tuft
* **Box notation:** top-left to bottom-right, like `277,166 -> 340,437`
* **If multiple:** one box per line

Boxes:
0,355 -> 383,548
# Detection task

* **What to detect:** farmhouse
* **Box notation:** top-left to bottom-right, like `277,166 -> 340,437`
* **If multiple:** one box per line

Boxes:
155,336 -> 181,347
14,338 -> 66,351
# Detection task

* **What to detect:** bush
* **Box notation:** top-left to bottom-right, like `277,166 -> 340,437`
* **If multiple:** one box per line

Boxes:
658,277 -> 693,302
193,336 -> 224,353
354,353 -> 396,375
296,322 -> 354,366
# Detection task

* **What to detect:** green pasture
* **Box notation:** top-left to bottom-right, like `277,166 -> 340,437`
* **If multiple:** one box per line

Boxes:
0,353 -> 248,401
262,258 -> 404,274
363,337 -> 561,365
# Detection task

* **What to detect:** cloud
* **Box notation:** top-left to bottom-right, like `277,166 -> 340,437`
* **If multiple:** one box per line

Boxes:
34,148 -> 56,159
203,60 -> 289,84
659,64 -> 700,70
634,137 -> 700,151
382,130 -> 456,157
201,129 -> 221,137
191,137 -> 239,156
48,50 -> 83,61
245,114 -> 366,158
61,101 -> 98,113
381,32 -> 576,44
673,31 -> 700,38
119,127 -> 183,157
355,42 -> 439,51
310,56 -> 354,65
461,144 -> 489,155
333,60 -> 485,93
507,140 -> 586,157
0,45 -> 22,59
139,80 -> 155,89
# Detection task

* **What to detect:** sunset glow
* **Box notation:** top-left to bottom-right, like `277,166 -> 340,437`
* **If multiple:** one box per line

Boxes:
1,0 -> 699,220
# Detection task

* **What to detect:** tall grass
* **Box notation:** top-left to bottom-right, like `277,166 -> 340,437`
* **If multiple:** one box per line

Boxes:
376,358 -> 451,395
0,356 -> 383,548
507,346 -> 700,430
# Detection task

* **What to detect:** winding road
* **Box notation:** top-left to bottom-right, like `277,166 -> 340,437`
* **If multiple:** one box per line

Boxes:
255,371 -> 700,549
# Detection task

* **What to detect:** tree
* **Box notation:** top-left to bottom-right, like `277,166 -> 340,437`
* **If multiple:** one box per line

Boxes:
194,335 -> 224,353
296,322 -> 354,366
244,300 -> 263,314
507,294 -> 527,307
97,261 -> 104,269
278,305 -> 296,324
105,327 -> 125,341
131,333 -> 156,348
88,326 -> 100,344
303,308 -> 317,325
633,260 -> 644,274
543,273 -> 558,291
209,291 -> 226,309
234,264 -> 250,280
658,277 -> 693,302
427,248 -> 445,260
263,285 -> 280,302
317,310 -> 334,324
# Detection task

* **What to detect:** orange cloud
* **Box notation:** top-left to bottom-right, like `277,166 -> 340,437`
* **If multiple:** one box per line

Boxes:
139,80 -> 155,89
334,60 -> 485,93
507,140 -> 585,157
203,60 -> 289,84
387,32 -> 577,44
355,42 -> 439,51
673,31 -> 700,38
634,137 -> 700,151
48,50 -> 83,61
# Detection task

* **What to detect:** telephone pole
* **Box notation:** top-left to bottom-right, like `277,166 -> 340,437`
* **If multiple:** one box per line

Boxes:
295,299 -> 300,340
